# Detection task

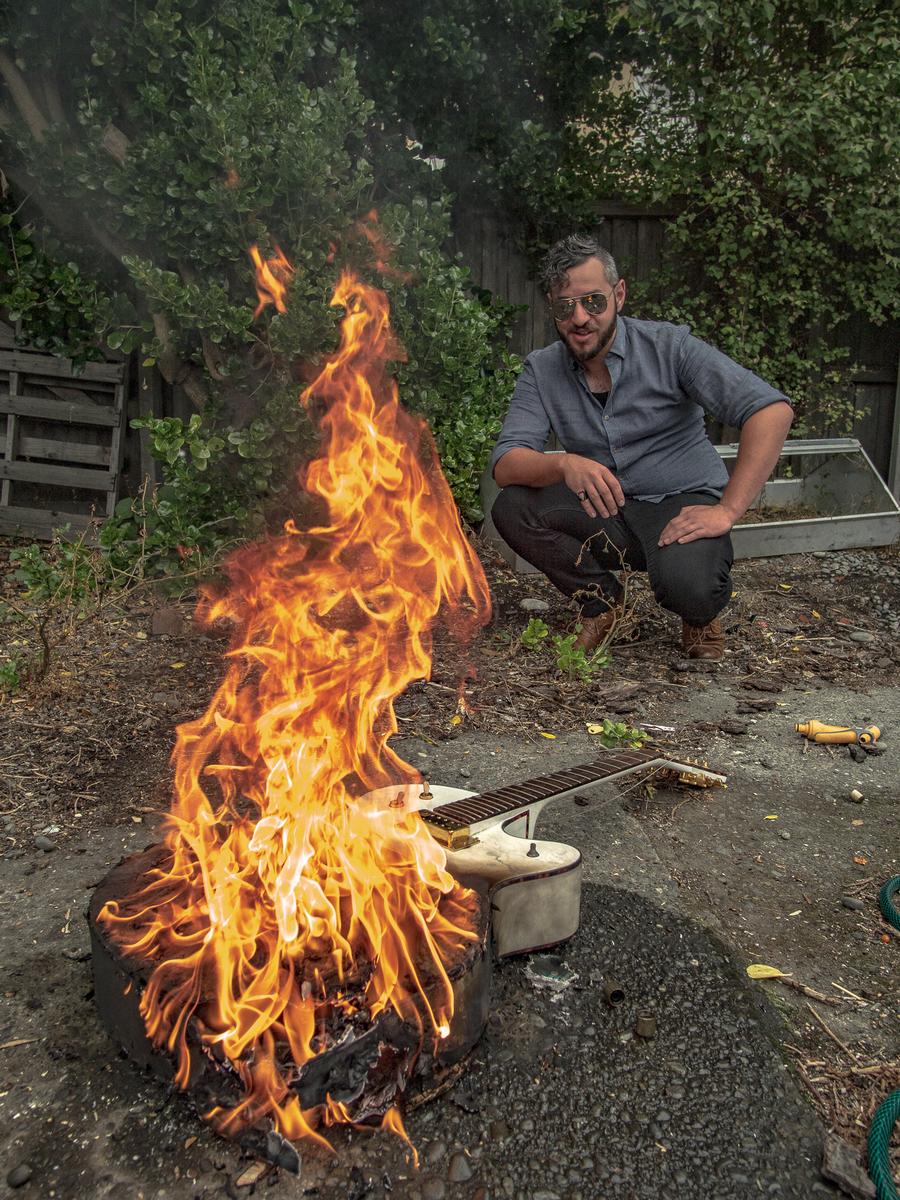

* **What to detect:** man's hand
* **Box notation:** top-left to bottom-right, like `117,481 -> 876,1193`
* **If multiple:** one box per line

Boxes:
658,503 -> 734,546
561,454 -> 625,518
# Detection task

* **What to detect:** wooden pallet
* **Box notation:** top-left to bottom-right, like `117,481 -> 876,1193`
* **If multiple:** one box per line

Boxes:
0,346 -> 128,541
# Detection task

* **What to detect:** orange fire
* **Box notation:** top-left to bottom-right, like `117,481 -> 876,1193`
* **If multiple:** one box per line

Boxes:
100,239 -> 491,1147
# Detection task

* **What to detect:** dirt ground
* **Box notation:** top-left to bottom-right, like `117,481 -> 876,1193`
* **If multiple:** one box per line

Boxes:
1,535 -> 898,1198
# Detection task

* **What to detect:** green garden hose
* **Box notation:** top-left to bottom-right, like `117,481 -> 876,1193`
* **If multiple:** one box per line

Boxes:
879,876 -> 900,931
867,878 -> 900,1199
868,1089 -> 900,1200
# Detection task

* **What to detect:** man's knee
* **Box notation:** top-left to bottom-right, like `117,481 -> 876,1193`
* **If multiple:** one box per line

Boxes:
491,485 -> 537,544
651,541 -> 732,623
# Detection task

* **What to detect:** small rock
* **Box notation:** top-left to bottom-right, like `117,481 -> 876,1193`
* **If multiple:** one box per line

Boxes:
852,930 -> 868,942
718,720 -> 749,736
780,830 -> 791,841
424,1139 -> 447,1165
421,1177 -> 446,1200
62,947 -> 91,961
234,1161 -> 268,1187
6,1164 -> 33,1188
519,598 -> 550,613
447,1153 -> 473,1183
848,631 -> 875,644
759,758 -> 774,769
841,897 -> 865,911
33,835 -> 56,853
849,789 -> 865,803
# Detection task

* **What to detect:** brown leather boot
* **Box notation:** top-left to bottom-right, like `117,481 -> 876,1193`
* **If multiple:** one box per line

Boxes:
574,606 -> 623,652
681,617 -> 724,660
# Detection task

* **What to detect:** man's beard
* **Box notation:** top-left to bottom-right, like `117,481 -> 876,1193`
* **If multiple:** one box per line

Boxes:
565,309 -> 618,362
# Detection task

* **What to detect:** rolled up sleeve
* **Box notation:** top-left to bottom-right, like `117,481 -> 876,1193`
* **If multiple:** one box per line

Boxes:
489,359 -> 552,476
678,334 -> 792,427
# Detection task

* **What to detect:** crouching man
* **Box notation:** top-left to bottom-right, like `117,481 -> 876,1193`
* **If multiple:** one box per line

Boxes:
490,233 -> 794,661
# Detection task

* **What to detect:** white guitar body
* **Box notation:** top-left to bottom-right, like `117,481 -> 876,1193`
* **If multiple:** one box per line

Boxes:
366,749 -> 725,960
370,783 -> 582,959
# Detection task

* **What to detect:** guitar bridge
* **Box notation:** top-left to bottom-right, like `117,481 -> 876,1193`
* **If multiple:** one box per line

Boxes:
423,818 -> 472,850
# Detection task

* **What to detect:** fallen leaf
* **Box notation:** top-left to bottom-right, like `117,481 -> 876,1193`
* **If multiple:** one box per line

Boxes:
169,662 -> 186,669
778,583 -> 792,591
746,964 -> 791,979
450,714 -> 462,727
539,731 -> 556,739
851,820 -> 864,827
0,1039 -> 37,1050
764,814 -> 779,820
812,610 -> 822,619
788,909 -> 802,916
853,855 -> 868,865
183,1136 -> 197,1150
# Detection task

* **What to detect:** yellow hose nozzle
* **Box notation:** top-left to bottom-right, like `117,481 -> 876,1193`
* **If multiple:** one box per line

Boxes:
795,720 -> 881,745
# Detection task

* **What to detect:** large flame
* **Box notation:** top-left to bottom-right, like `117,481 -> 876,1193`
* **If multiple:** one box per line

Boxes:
100,239 -> 491,1146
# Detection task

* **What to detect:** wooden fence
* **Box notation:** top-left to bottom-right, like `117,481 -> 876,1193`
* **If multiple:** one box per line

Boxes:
0,321 -> 128,541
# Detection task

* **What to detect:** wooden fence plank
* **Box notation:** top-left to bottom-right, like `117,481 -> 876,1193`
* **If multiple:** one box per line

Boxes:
0,459 -> 116,491
0,394 -> 119,427
0,350 -> 123,384
0,505 -> 96,540
105,376 -> 127,517
1,369 -> 18,507
0,435 -> 110,465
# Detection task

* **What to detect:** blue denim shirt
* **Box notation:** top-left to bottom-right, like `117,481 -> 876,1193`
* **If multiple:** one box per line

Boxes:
490,317 -> 791,501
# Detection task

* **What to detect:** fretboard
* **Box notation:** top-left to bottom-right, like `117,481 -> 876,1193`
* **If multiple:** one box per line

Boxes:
424,746 -> 663,836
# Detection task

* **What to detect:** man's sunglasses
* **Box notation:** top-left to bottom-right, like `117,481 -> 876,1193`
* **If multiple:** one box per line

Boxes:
549,289 -> 614,323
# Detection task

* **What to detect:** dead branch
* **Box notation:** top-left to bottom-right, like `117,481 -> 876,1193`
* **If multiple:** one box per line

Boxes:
806,1002 -> 857,1061
152,311 -> 211,408
38,74 -> 67,127
178,260 -> 227,381
0,50 -> 49,142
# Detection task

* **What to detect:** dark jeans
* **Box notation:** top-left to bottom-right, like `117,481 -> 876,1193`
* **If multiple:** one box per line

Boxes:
492,483 -> 733,625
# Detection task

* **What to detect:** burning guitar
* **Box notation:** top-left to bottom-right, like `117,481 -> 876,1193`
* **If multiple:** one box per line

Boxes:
368,746 -> 726,958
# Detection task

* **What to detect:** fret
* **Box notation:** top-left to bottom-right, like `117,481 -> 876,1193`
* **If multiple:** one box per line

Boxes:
426,748 -> 661,831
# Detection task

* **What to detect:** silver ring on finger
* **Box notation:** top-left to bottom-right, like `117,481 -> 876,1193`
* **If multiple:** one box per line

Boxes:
577,490 -> 587,501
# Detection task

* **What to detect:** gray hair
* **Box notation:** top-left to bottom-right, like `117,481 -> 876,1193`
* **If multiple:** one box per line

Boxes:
538,234 -> 619,295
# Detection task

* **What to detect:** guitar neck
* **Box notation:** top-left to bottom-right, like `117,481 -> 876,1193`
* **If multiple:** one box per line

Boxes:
424,746 -> 664,837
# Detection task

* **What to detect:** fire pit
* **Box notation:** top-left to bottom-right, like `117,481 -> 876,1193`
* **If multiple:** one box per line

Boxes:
88,843 -> 491,1164
88,226 -> 494,1161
